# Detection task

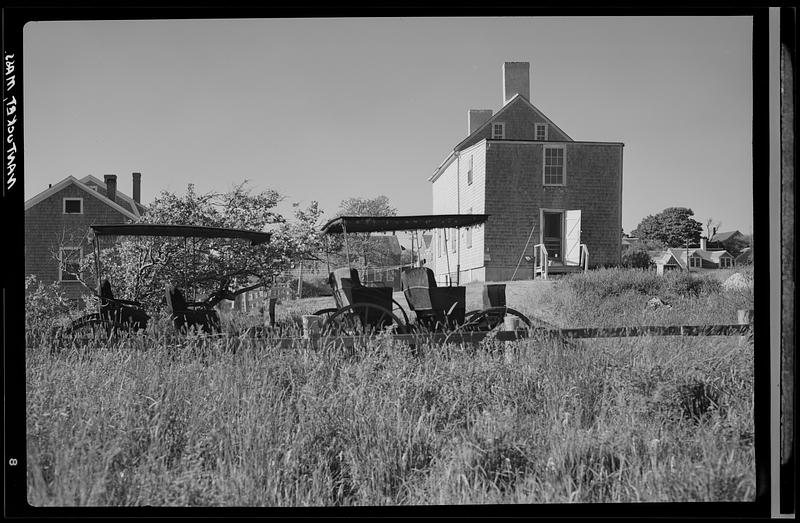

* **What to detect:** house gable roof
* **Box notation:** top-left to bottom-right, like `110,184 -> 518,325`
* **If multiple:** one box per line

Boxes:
24,176 -> 139,220
79,175 -> 145,217
709,230 -> 742,243
452,94 -> 574,154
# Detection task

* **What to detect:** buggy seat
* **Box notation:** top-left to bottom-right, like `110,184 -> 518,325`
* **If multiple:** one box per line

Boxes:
329,267 -> 393,311
165,284 -> 221,333
98,279 -> 150,330
401,267 -> 466,328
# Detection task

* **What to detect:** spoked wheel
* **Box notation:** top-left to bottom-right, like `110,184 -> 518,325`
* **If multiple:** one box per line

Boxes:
312,308 -> 339,322
460,307 -> 532,332
322,303 -> 408,336
64,314 -> 126,339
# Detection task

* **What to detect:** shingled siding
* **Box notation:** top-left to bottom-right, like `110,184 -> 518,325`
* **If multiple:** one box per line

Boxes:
25,186 -> 132,299
457,97 -> 572,152
483,141 -> 622,281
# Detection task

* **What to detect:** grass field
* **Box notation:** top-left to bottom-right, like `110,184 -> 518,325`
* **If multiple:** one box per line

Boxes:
25,268 -> 755,506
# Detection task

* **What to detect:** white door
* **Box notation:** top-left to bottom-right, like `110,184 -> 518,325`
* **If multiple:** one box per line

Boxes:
564,210 -> 582,265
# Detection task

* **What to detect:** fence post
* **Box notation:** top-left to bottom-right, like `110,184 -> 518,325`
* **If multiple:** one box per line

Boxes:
738,309 -> 754,345
267,297 -> 277,327
302,314 -> 322,349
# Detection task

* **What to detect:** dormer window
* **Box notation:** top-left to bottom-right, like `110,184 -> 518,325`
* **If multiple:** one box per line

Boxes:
63,198 -> 83,214
535,123 -> 547,141
492,122 -> 505,139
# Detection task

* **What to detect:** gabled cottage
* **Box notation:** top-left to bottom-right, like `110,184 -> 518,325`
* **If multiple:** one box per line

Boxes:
653,245 -> 736,275
428,62 -> 624,283
24,173 -> 145,299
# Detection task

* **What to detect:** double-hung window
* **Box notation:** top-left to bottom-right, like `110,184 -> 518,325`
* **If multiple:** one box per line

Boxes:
543,146 -> 565,186
535,123 -> 547,141
467,155 -> 473,185
491,122 -> 505,139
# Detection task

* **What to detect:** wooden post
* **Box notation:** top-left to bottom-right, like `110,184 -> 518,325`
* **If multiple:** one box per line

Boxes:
267,297 -> 277,327
302,314 -> 322,349
297,262 -> 303,299
738,309 -> 754,345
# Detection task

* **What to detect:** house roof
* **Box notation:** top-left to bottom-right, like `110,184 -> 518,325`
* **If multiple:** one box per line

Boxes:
710,230 -> 742,242
452,94 -> 575,153
24,175 -> 139,221
79,175 -> 145,217
708,250 -> 733,261
652,250 -> 686,268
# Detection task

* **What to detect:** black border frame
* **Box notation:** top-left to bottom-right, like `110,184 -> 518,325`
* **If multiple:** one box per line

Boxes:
3,5 -> 775,518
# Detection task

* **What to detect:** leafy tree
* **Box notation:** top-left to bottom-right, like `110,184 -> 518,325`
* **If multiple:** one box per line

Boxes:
631,207 -> 703,248
335,195 -> 398,269
75,182 -> 310,310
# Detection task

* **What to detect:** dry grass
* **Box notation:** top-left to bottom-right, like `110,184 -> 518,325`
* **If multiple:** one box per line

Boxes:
25,268 -> 755,506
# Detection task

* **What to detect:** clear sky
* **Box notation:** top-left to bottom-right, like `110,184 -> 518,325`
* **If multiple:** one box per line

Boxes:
23,16 -> 753,236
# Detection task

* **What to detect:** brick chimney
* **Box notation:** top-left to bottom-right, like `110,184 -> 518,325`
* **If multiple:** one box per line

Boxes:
468,109 -> 493,135
104,174 -> 117,203
503,62 -> 530,105
132,172 -> 141,204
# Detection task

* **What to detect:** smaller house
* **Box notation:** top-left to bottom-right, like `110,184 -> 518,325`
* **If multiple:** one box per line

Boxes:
708,229 -> 748,255
652,246 -> 736,275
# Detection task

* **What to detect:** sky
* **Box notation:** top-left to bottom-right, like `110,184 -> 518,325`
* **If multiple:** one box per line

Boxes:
23,16 -> 754,236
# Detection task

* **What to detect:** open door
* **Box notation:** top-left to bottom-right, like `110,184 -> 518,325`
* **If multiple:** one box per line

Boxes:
564,210 -> 582,265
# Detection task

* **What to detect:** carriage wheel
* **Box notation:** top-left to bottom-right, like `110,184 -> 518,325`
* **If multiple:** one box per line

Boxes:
322,303 -> 407,336
390,298 -> 410,327
65,314 -> 124,339
461,307 -> 532,332
312,308 -> 339,322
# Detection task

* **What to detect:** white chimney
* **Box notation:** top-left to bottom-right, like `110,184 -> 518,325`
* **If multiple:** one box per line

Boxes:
700,237 -> 707,251
468,109 -> 493,135
503,62 -> 530,105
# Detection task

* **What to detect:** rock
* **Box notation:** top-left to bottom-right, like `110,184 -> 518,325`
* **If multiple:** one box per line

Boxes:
646,296 -> 672,309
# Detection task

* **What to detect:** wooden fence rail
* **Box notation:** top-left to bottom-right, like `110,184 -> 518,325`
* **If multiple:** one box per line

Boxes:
55,311 -> 754,351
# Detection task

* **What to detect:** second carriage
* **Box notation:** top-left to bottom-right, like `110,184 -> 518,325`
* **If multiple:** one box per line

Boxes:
313,214 -> 532,336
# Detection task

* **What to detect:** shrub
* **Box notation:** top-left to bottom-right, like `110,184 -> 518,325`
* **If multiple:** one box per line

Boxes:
563,268 -> 663,300
621,247 -> 653,269
664,272 -> 721,297
25,275 -> 75,332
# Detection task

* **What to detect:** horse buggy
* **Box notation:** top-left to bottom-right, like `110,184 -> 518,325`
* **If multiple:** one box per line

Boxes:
312,214 -> 532,336
64,223 -> 272,337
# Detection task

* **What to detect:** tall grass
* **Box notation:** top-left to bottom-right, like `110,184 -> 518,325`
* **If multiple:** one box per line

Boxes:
26,268 -> 755,506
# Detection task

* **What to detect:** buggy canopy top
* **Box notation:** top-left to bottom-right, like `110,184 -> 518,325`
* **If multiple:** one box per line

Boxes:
321,214 -> 489,235
89,224 -> 272,245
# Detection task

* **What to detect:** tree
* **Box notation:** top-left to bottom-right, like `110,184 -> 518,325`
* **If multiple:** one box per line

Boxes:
631,207 -> 703,248
76,182 -> 306,310
335,195 -> 397,269
705,217 -> 722,239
